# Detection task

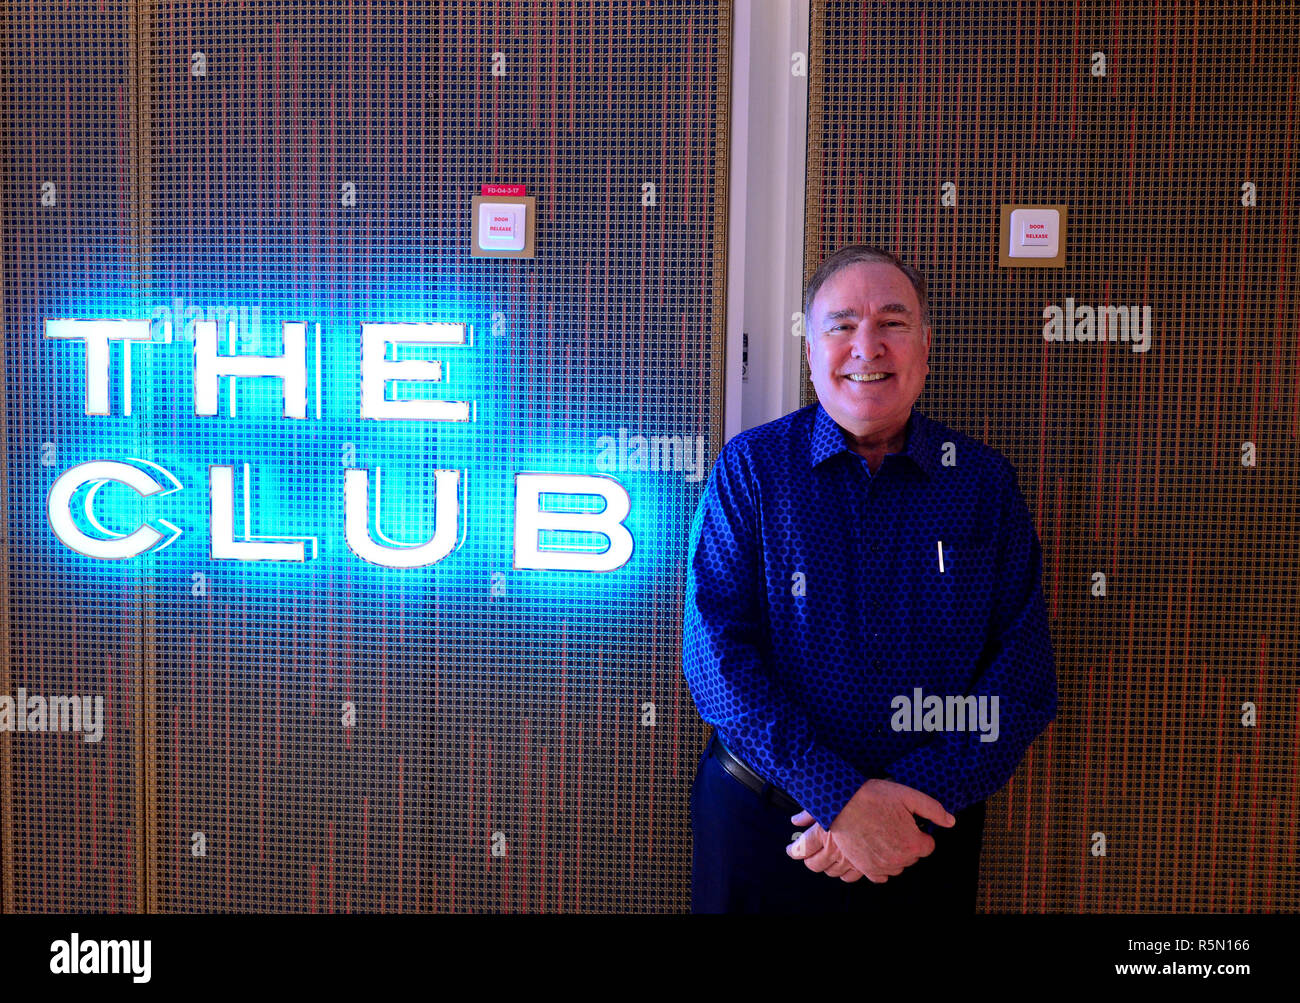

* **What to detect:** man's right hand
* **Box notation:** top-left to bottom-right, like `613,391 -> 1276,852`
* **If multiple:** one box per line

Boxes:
786,814 -> 863,881
799,778 -> 955,883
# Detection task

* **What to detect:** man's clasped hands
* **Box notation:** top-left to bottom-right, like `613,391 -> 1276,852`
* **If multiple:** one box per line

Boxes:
785,778 -> 955,883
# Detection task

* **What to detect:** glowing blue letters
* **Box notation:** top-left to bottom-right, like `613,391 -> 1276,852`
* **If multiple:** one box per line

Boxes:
46,459 -> 182,559
43,318 -> 634,571
360,322 -> 472,421
195,319 -> 308,418
44,318 -> 158,416
513,474 -> 633,572
344,467 -> 462,568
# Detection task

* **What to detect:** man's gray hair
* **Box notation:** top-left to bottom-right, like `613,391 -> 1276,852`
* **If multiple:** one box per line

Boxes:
803,245 -> 931,335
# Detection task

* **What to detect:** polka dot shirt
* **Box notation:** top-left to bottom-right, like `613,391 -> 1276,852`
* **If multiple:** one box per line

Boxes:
683,401 -> 1058,829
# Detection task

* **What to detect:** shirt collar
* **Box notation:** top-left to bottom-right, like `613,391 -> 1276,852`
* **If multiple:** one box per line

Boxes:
809,401 -> 941,480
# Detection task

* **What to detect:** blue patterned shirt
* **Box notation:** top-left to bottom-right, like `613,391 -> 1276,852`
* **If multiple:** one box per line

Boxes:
683,402 -> 1057,830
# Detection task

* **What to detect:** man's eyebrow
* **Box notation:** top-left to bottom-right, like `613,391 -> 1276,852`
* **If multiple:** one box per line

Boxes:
822,303 -> 914,324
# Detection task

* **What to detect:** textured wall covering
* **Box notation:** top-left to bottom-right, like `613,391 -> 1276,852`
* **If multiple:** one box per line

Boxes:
2,1 -> 729,913
806,0 -> 1300,912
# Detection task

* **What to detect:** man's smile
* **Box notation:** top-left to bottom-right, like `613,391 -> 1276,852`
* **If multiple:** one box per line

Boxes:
844,372 -> 892,383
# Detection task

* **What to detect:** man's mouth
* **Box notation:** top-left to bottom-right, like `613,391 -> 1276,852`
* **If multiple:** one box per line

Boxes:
845,372 -> 891,383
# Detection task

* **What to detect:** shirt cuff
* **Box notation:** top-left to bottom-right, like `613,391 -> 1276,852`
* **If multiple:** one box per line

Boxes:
777,746 -> 869,831
882,747 -> 966,815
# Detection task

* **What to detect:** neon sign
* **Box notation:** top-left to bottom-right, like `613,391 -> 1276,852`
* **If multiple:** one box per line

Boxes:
43,318 -> 634,572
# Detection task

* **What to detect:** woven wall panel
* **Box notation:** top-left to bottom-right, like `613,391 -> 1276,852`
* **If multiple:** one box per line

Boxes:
2,0 -> 729,913
807,0 -> 1300,912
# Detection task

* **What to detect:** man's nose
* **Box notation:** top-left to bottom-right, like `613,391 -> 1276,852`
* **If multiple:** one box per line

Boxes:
849,324 -> 887,357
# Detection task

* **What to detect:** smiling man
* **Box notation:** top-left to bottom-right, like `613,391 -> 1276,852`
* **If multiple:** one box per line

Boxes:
683,245 -> 1058,913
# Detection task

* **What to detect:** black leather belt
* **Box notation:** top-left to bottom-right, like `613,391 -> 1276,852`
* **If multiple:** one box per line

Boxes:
709,732 -> 801,815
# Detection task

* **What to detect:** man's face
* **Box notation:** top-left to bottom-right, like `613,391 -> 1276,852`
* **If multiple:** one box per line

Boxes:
805,261 -> 931,440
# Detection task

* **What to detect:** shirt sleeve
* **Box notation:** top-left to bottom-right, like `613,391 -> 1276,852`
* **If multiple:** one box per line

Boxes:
682,442 -> 868,830
882,457 -> 1058,814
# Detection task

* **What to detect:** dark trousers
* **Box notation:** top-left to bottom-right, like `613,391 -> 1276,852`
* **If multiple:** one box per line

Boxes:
690,741 -> 986,913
